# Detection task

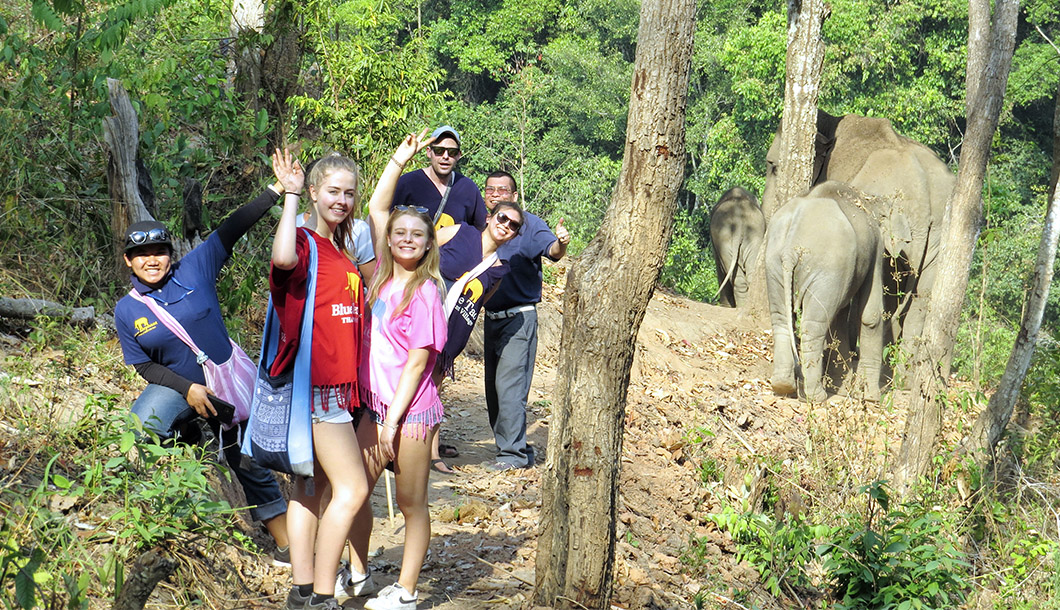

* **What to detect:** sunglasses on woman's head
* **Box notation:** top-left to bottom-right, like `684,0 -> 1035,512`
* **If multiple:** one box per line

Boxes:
395,205 -> 430,215
494,212 -> 522,232
429,146 -> 461,158
126,228 -> 171,245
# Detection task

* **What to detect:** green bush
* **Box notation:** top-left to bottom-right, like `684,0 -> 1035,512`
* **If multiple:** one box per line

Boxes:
822,482 -> 970,610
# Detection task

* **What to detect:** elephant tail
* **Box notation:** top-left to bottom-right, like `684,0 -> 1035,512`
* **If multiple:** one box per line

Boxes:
713,242 -> 741,301
782,253 -> 799,373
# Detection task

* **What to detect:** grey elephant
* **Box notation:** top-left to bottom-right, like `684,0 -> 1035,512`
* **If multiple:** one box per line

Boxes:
766,181 -> 888,402
710,187 -> 765,308
762,111 -> 955,345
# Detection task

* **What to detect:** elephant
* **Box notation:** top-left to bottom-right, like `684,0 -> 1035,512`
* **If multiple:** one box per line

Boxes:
766,181 -> 889,402
762,111 -> 956,346
710,187 -> 765,308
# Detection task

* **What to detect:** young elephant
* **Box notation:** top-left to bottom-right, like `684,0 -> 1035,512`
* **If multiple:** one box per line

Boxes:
766,181 -> 885,402
710,187 -> 765,308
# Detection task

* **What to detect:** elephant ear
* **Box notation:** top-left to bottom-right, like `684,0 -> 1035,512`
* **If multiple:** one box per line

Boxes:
880,207 -> 913,255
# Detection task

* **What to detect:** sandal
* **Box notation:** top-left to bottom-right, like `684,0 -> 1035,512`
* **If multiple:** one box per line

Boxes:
431,458 -> 456,475
439,443 -> 460,458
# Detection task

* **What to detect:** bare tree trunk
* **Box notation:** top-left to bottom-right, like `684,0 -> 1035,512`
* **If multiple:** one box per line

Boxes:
958,58 -> 1060,469
104,78 -> 198,272
893,0 -> 1020,489
960,177 -> 1060,467
227,0 -> 266,109
745,0 -> 829,322
764,0 -> 829,221
103,78 -> 156,277
533,0 -> 694,607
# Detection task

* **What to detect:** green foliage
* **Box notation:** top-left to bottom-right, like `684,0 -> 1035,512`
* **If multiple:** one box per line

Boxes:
0,393 -> 238,609
691,481 -> 971,608
290,0 -> 449,178
659,208 -> 718,302
698,479 -> 831,597
822,482 -> 970,610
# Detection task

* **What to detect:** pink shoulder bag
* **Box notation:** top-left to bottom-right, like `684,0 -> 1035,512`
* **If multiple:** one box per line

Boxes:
127,290 -> 255,429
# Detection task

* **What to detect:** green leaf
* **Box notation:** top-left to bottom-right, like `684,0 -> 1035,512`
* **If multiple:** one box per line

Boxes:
30,0 -> 64,30
119,431 -> 135,453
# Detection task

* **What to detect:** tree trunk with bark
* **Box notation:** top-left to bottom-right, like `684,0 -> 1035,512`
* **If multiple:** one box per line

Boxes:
533,0 -> 695,607
111,549 -> 175,610
763,0 -> 829,221
745,0 -> 829,321
227,0 -> 266,109
103,77 -> 155,277
957,56 -> 1060,471
893,0 -> 1020,489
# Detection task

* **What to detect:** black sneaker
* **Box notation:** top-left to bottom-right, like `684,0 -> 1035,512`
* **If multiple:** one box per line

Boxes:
272,545 -> 291,567
285,586 -> 311,610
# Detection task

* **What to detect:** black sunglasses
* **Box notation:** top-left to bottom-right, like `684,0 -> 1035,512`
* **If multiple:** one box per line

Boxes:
126,228 -> 171,246
429,145 -> 461,158
494,212 -> 522,233
395,205 -> 430,215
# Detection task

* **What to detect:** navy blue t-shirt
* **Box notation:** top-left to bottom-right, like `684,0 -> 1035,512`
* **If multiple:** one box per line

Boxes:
486,212 -> 559,312
115,233 -> 234,386
439,223 -> 487,282
392,169 -> 487,230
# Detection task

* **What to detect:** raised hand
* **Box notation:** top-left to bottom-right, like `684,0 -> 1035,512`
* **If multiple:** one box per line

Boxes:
271,148 -> 305,195
391,129 -> 435,167
555,218 -> 570,245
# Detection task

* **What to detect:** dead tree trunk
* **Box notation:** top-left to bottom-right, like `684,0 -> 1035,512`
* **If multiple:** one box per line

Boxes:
533,0 -> 695,607
103,78 -> 154,276
893,0 -> 1019,490
103,78 -> 197,274
227,0 -> 265,109
745,0 -> 829,322
0,298 -> 95,326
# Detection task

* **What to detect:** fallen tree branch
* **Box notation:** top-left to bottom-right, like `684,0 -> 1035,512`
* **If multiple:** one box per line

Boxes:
0,297 -> 95,327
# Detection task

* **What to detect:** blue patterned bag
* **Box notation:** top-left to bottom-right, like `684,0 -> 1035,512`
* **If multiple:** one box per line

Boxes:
241,230 -> 318,477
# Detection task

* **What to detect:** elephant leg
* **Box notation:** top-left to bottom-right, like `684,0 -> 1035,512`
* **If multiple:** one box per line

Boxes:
854,256 -> 885,401
799,300 -> 832,403
767,263 -> 798,396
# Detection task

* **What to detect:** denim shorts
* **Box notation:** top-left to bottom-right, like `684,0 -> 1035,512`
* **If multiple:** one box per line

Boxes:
311,387 -> 354,424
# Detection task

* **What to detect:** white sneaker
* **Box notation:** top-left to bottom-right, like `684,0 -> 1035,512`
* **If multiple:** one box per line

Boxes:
364,583 -> 418,610
336,561 -> 381,597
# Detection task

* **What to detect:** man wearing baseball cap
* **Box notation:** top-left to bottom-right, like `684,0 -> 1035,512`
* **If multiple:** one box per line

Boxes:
390,125 -> 487,230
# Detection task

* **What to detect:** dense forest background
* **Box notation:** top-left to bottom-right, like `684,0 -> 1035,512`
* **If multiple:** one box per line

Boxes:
4,0 -> 1060,607
3,0 -> 1059,387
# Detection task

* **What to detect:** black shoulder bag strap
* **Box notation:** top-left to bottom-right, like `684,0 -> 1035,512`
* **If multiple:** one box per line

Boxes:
433,172 -> 455,225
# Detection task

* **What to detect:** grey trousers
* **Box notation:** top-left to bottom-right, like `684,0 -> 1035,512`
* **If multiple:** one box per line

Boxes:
483,308 -> 538,468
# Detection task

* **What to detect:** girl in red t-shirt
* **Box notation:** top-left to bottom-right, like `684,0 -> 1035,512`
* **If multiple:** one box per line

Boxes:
270,149 -> 370,610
